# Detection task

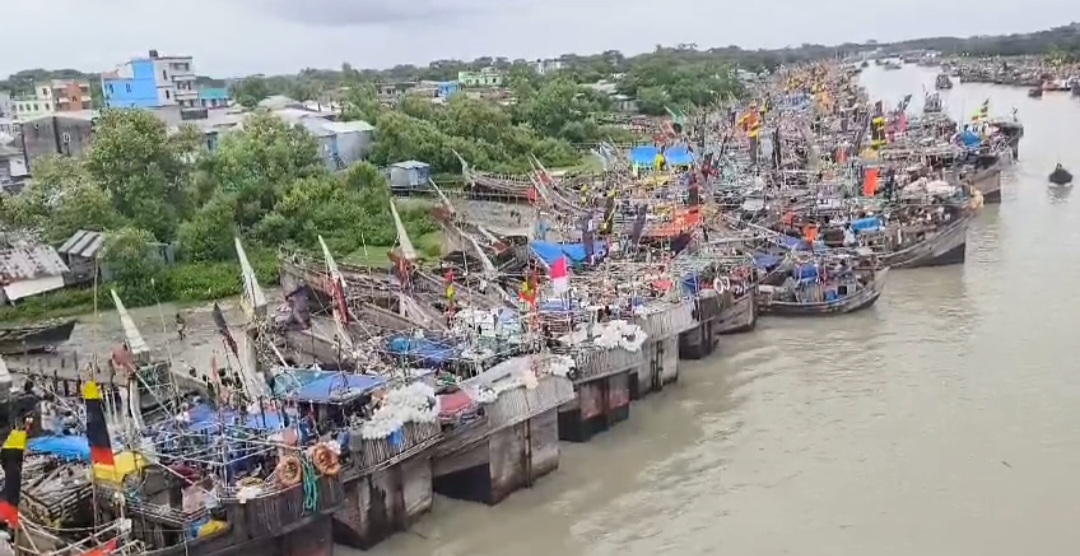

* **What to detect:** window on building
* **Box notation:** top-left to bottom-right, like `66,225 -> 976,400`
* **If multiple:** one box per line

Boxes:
165,90 -> 171,100
42,88 -> 48,96
125,84 -> 131,93
107,84 -> 113,94
32,104 -> 38,111
162,70 -> 168,80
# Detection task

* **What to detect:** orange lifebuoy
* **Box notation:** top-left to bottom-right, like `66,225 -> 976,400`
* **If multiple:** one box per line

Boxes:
276,455 -> 303,487
312,444 -> 341,477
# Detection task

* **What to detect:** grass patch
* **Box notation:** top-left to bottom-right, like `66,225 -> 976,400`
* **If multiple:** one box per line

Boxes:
341,232 -> 443,266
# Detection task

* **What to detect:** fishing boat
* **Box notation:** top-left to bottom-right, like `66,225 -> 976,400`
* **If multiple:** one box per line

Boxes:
756,255 -> 887,316
0,319 -> 76,355
1028,87 -> 1043,98
923,92 -> 943,114
883,61 -> 902,71
935,73 -> 953,90
1049,163 -> 1073,186
961,153 -> 1005,203
876,202 -> 972,269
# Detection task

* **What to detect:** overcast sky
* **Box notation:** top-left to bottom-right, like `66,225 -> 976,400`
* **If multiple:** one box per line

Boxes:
5,0 -> 1076,78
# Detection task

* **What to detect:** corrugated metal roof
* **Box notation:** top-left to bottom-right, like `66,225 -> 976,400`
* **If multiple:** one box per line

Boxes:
0,246 -> 69,285
391,160 -> 429,169
57,230 -> 106,259
321,120 -> 374,133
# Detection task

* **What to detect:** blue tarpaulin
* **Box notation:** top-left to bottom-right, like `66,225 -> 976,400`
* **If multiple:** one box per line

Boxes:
186,403 -> 288,432
851,217 -> 883,232
794,265 -> 819,281
630,146 -> 660,167
682,274 -> 702,295
960,130 -> 982,148
28,435 -> 90,461
664,146 -> 695,166
530,241 -> 607,267
753,252 -> 783,270
385,336 -> 458,366
272,368 -> 386,403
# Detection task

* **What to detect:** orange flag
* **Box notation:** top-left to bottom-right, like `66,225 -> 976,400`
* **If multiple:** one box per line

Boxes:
863,168 -> 879,197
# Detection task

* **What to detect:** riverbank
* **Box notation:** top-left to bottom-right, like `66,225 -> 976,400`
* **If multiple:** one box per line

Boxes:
0,231 -> 453,325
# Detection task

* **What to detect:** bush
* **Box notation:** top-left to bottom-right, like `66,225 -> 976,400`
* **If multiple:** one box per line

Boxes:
0,288 -> 98,322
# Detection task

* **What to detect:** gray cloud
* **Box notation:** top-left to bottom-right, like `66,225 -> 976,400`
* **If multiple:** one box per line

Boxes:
250,0 -> 511,26
3,0 -> 1079,77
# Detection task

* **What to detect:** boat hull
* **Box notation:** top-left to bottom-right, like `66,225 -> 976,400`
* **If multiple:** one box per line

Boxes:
713,291 -> 757,334
881,217 -> 969,269
758,269 -> 888,317
970,166 -> 1003,203
0,319 -> 77,355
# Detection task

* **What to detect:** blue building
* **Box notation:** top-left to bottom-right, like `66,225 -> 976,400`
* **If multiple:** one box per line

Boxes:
437,81 -> 460,99
101,50 -> 199,109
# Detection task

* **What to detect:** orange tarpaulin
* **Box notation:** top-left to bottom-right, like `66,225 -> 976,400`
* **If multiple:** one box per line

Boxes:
802,223 -> 819,243
645,207 -> 702,238
863,168 -> 879,197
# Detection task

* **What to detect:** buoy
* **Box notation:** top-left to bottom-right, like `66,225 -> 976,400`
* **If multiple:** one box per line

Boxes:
1049,164 -> 1073,186
311,443 -> 341,477
276,455 -> 303,487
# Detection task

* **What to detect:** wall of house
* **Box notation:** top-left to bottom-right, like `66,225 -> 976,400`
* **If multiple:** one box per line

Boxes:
103,60 -> 161,108
20,116 -> 94,171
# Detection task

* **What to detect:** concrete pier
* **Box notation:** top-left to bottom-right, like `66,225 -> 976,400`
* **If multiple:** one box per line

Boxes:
431,359 -> 576,504
332,422 -> 442,549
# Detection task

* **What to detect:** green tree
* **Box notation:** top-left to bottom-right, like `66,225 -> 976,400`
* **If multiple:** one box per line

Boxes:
83,109 -> 193,241
102,226 -> 165,304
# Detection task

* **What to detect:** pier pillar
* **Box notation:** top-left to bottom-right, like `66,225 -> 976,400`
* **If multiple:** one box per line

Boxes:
558,372 -> 631,442
333,457 -> 432,549
433,410 -> 561,505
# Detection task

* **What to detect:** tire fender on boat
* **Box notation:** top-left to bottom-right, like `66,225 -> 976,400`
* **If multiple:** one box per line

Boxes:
312,443 -> 341,476
276,455 -> 304,487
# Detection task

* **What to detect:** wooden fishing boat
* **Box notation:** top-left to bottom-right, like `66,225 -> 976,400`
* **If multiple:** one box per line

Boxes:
0,319 -> 76,355
880,213 -> 970,269
713,289 -> 757,334
964,160 -> 1004,203
1028,87 -> 1043,98
757,268 -> 888,316
467,172 -> 532,202
935,73 -> 953,90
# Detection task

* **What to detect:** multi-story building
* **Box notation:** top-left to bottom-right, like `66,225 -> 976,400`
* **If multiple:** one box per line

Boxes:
101,50 -> 200,109
457,68 -> 505,87
4,80 -> 91,120
0,91 -> 12,118
44,80 -> 93,112
531,59 -> 564,75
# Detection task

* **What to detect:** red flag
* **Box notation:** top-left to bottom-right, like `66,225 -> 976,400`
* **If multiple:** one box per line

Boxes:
550,256 -> 569,294
527,184 -> 539,205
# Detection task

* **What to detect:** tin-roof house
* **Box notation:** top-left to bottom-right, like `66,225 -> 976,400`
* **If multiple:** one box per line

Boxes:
0,245 -> 70,305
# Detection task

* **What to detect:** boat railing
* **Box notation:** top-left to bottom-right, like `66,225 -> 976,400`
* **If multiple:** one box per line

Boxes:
122,496 -> 208,527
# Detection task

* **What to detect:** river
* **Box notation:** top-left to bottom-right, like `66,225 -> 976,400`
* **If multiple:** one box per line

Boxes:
22,64 -> 1080,555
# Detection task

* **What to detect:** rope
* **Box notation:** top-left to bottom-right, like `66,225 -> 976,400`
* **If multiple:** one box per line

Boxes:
301,458 -> 319,513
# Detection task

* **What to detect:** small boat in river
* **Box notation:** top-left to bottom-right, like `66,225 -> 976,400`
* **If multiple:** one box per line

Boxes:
0,318 -> 77,355
1028,87 -> 1043,98
1049,164 -> 1074,186
935,73 -> 953,90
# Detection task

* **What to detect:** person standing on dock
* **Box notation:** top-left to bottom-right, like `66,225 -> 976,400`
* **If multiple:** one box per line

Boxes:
175,312 -> 187,342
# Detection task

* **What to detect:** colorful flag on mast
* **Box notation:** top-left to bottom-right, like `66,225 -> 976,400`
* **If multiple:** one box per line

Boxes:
0,428 -> 27,529
83,381 -> 115,466
550,256 -> 569,294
